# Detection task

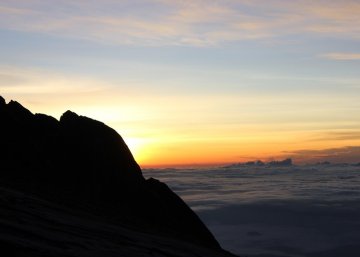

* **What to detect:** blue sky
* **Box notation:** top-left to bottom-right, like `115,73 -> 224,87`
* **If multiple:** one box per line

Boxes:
1,0 -> 360,166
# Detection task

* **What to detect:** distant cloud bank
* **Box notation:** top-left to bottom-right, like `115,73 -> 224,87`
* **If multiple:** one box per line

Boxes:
285,146 -> 360,164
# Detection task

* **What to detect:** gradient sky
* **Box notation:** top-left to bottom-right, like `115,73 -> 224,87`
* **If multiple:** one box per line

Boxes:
1,0 -> 360,167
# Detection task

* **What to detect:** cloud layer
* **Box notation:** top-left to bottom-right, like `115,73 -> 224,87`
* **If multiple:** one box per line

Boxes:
1,0 -> 359,46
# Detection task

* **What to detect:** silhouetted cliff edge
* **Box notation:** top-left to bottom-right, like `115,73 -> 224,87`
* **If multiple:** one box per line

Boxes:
0,96 -> 236,257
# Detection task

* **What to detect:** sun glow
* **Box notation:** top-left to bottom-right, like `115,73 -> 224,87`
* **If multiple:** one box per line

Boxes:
123,137 -> 143,156
123,137 -> 155,165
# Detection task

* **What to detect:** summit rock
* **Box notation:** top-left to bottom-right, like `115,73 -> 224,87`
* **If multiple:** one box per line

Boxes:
0,96 -> 225,253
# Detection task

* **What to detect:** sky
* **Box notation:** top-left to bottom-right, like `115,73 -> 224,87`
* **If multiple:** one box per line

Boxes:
1,0 -> 360,167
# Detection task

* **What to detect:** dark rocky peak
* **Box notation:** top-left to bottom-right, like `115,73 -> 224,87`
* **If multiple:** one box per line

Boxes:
7,100 -> 34,120
0,96 -> 222,251
57,109 -> 143,183
0,95 -> 5,106
60,110 -> 79,123
34,113 -> 59,131
60,110 -> 109,134
1,99 -> 35,133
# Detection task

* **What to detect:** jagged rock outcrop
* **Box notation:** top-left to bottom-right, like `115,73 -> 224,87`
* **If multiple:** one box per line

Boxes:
0,96 -> 224,253
268,158 -> 292,166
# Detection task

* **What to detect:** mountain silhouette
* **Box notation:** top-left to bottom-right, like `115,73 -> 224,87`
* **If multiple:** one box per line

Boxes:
0,96 -> 234,256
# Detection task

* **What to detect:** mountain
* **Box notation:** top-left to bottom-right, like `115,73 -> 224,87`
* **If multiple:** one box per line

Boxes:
0,96 -> 236,257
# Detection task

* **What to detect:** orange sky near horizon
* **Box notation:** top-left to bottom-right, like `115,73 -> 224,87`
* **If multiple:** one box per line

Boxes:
3,93 -> 359,167
127,129 -> 360,167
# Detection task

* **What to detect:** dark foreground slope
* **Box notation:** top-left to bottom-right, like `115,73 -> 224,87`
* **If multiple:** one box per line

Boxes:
0,96 -> 236,257
0,185 -> 235,257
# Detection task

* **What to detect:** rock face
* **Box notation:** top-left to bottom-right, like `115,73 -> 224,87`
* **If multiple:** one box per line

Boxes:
0,185 -> 236,257
0,96 -> 222,252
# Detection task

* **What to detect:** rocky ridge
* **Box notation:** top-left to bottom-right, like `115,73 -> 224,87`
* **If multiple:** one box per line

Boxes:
0,96 -> 236,257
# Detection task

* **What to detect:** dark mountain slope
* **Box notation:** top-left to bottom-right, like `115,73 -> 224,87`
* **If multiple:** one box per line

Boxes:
0,185 -> 236,257
0,96 -> 235,256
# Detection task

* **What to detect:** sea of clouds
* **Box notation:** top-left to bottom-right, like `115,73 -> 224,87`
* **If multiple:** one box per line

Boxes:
143,164 -> 360,257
